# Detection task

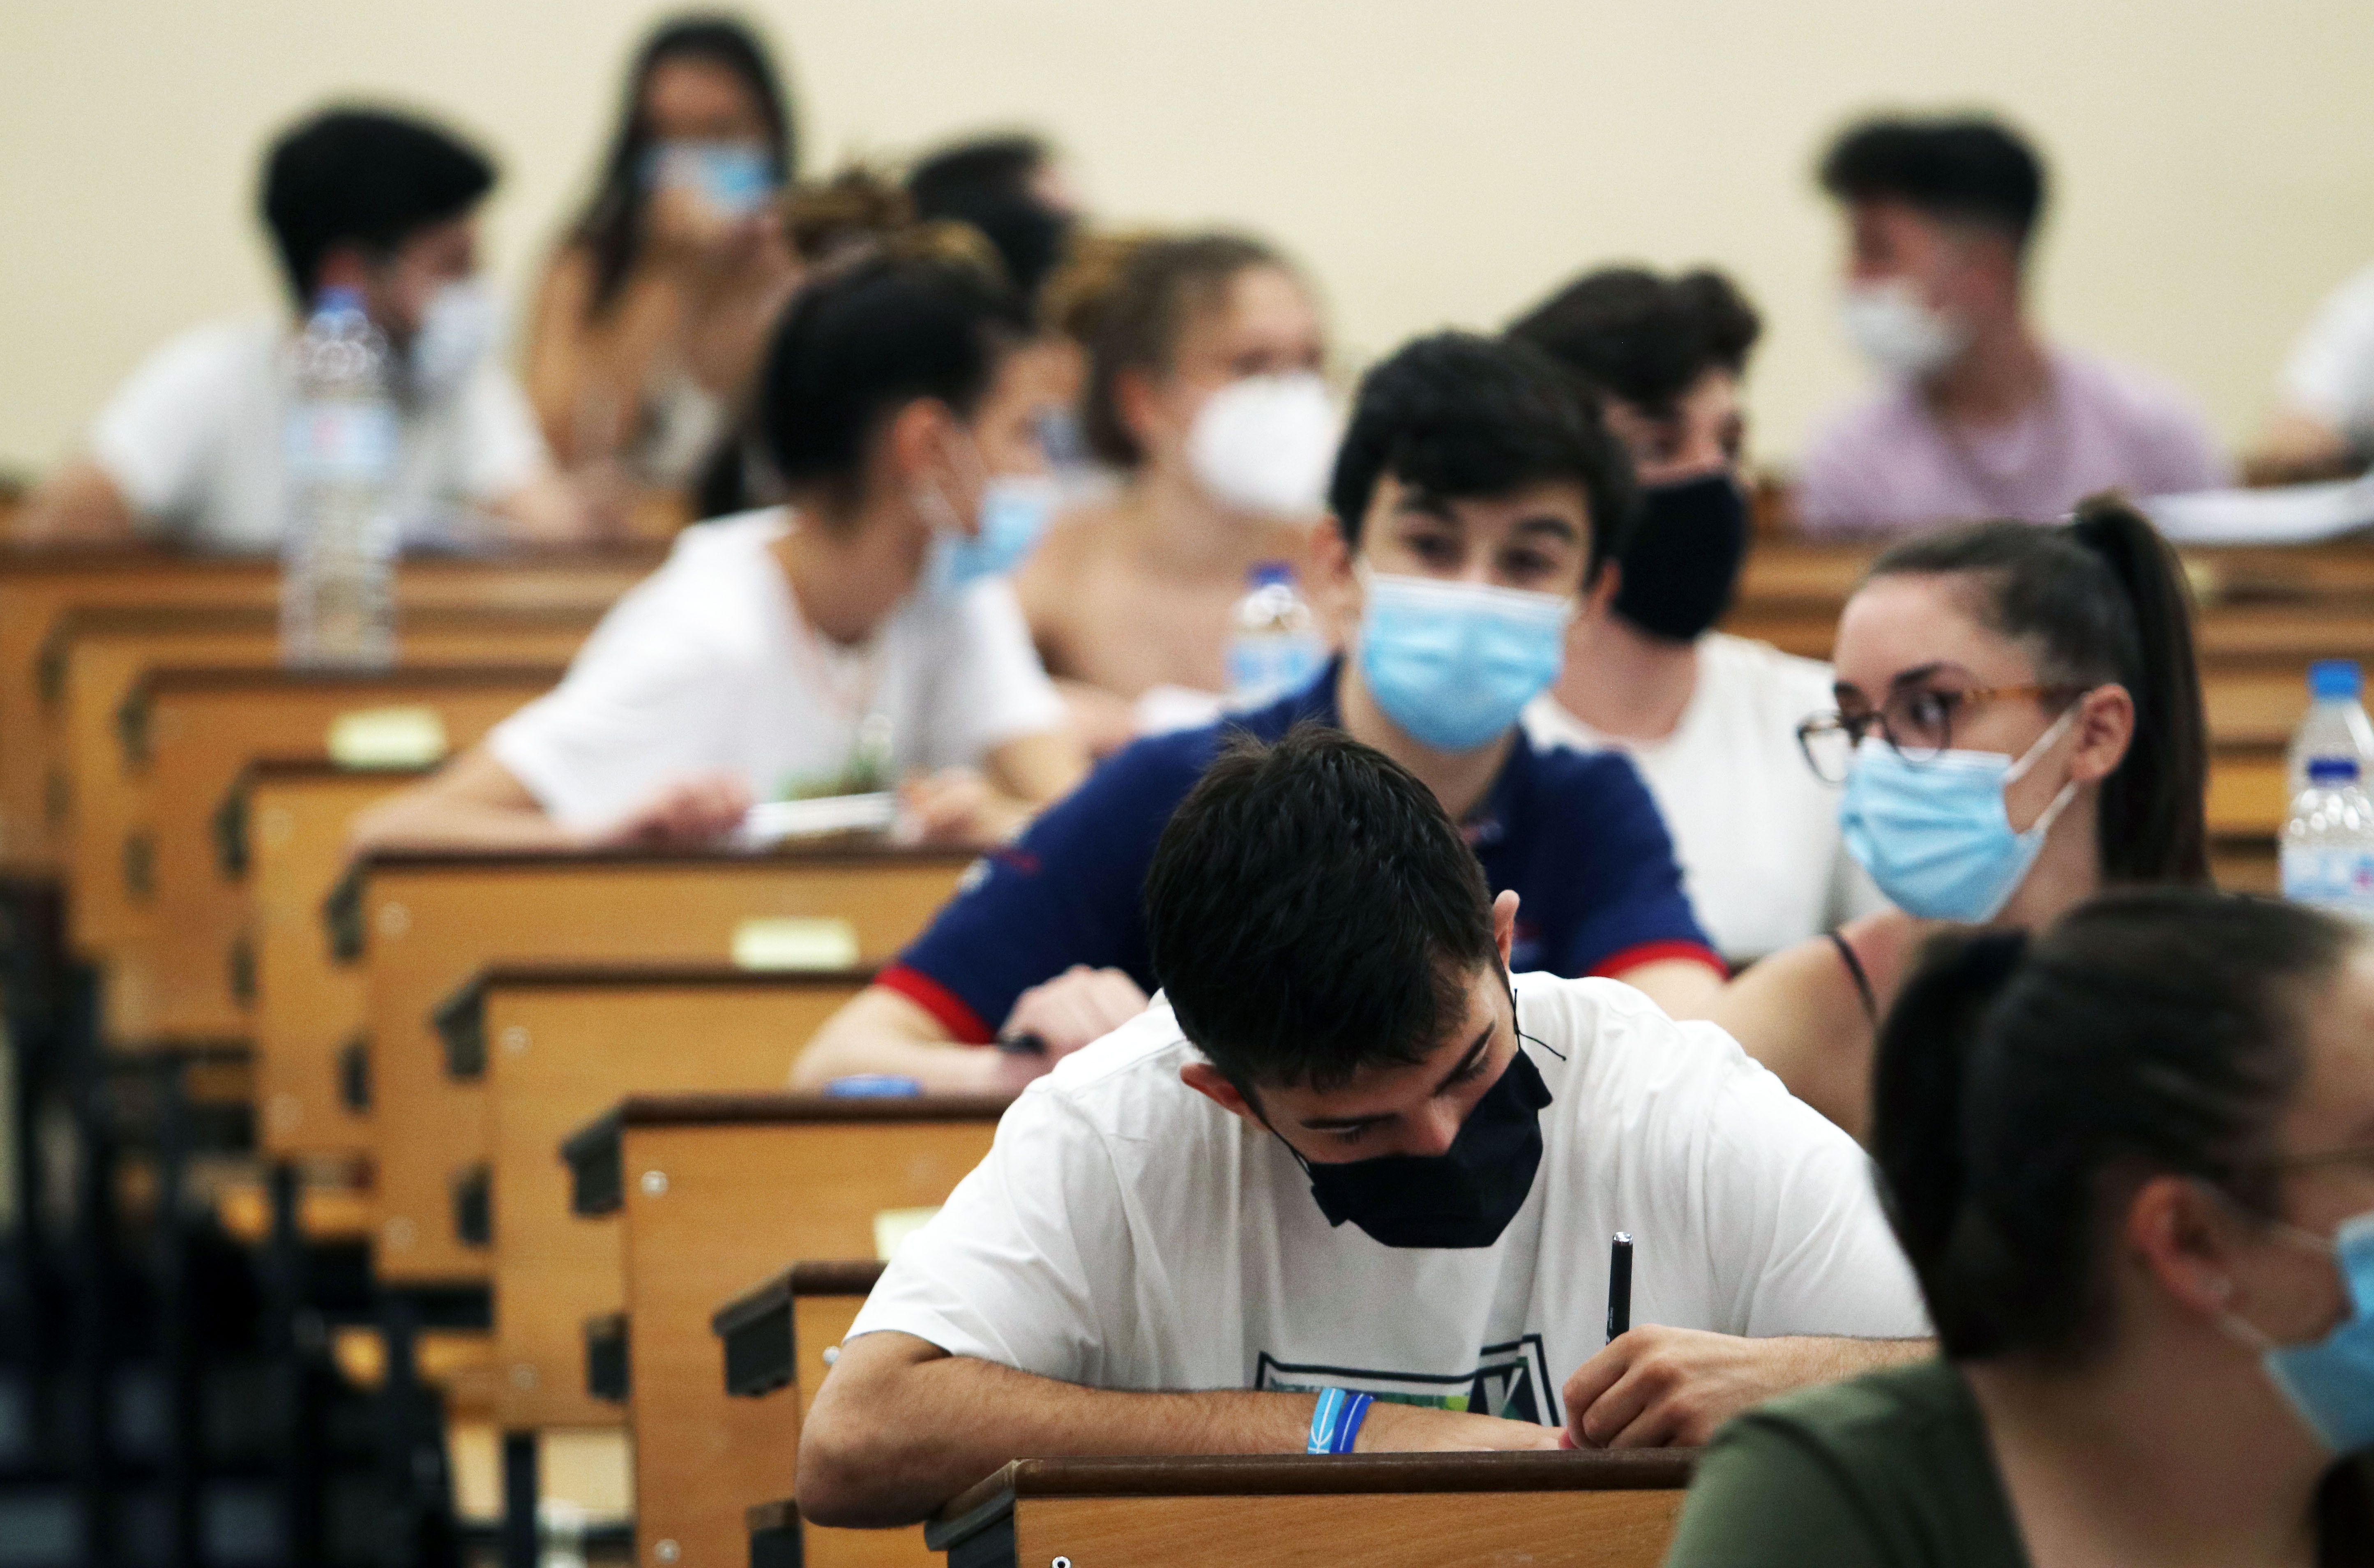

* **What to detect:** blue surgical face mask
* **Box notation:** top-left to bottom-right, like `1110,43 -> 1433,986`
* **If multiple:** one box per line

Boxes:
1356,570 -> 1572,754
1838,707 -> 2079,922
642,140 -> 777,219
2214,1204 -> 2374,1455
924,473 -> 1058,597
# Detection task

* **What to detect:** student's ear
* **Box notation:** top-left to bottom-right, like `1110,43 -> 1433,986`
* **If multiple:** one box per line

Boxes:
1179,1061 -> 1261,1126
884,399 -> 972,521
2068,683 -> 2137,786
1491,889 -> 1520,969
2124,1174 -> 2250,1324
1582,558 -> 1621,620
1305,517 -> 1360,637
1113,367 -> 1173,459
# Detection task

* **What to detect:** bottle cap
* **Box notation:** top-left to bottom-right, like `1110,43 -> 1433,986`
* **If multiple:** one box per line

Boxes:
2309,757 -> 2362,786
1248,561 -> 1296,590
2310,659 -> 2363,700
314,286 -> 365,318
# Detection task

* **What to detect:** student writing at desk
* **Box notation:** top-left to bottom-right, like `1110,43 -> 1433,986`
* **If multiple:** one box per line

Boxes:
793,332 -> 1730,1094
796,727 -> 1930,1528
350,249 -> 1088,854
19,108 -> 588,548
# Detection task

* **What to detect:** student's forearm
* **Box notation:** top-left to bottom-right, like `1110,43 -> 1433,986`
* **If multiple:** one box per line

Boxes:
802,1352 -> 1319,1526
345,792 -> 576,856
790,1025 -> 1015,1095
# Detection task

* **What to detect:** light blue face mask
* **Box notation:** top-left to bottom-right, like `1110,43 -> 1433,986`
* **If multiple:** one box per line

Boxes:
643,140 -> 777,218
2217,1206 -> 2374,1455
1837,708 -> 2079,922
926,474 -> 1058,597
1356,571 -> 1572,753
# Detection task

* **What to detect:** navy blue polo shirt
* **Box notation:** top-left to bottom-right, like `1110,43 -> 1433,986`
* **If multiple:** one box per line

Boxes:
881,665 -> 1719,1043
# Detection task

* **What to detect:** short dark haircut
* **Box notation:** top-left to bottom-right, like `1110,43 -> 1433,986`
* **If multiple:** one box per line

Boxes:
1819,115 -> 2047,250
1328,332 -> 1633,586
1875,889 -> 2352,1365
1507,267 -> 1761,423
908,134 -> 1072,310
260,108 -> 496,304
754,251 -> 1031,510
574,14 -> 797,316
1145,727 -> 1499,1093
1868,496 -> 2207,887
1082,232 -> 1285,468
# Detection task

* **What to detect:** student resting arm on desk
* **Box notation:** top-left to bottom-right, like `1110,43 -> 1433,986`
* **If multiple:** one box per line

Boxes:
793,332 -> 1729,1096
348,249 -> 1086,856
20,109 -> 587,550
796,727 -> 1930,1528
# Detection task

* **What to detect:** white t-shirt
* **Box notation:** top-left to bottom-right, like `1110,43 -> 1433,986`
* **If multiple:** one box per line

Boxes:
1524,634 -> 1885,963
2282,264 -> 2374,444
850,976 -> 1927,1425
489,509 -> 1067,834
88,316 -> 549,551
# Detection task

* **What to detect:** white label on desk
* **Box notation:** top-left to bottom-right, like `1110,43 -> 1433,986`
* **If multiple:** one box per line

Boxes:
732,916 -> 858,971
327,706 -> 449,770
874,1206 -> 941,1261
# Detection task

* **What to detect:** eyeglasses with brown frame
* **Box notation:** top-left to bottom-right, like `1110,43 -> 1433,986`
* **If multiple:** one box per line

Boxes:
1796,683 -> 2088,785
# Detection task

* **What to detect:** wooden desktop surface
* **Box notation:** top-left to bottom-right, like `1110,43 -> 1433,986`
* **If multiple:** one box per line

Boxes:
351,847 -> 973,1284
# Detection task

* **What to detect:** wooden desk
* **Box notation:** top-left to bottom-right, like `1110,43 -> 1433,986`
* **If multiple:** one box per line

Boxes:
55,603 -> 593,957
566,1093 -> 1004,1568
344,847 -> 973,1285
893,1451 -> 1696,1568
473,965 -> 871,1431
244,761 -> 429,1158
0,544 -> 656,871
715,1260 -> 923,1568
102,664 -> 566,1042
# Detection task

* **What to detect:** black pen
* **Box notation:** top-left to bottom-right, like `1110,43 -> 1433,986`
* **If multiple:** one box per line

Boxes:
1606,1233 -> 1634,1342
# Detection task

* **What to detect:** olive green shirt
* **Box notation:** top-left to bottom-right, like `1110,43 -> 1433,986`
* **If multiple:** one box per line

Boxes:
1663,1358 -> 2028,1568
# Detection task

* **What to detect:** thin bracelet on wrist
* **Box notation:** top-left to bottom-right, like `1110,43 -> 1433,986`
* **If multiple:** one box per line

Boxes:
1306,1387 -> 1375,1455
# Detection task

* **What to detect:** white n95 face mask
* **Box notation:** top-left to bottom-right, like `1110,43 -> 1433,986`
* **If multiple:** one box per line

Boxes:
406,278 -> 504,406
1839,279 -> 1966,380
1186,372 -> 1342,519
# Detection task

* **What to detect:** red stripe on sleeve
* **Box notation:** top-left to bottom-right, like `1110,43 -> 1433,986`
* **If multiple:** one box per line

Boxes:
1587,939 -> 1731,982
874,964 -> 998,1046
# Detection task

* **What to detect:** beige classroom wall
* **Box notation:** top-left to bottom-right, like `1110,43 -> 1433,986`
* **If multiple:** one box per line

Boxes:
3,0 -> 2372,481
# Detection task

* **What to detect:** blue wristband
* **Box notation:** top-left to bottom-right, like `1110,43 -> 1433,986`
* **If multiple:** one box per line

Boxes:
1305,1388 -> 1375,1455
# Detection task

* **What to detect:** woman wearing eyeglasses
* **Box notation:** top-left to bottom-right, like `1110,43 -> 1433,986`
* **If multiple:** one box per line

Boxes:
1703,493 -> 2208,1139
1665,888 -> 2374,1567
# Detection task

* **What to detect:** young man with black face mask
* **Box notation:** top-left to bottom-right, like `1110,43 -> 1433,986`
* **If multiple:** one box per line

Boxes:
1508,267 -> 1885,963
796,728 -> 1929,1527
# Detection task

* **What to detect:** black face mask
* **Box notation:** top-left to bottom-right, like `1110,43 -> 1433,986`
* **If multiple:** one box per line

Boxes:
1612,471 -> 1751,643
1291,1045 -> 1553,1250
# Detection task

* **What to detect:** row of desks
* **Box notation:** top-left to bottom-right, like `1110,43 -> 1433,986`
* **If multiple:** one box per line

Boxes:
8,532 -> 2369,1568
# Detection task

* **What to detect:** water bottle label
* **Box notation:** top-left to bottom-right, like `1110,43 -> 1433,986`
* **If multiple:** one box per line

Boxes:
2281,846 -> 2374,921
286,403 -> 397,482
1228,634 -> 1327,706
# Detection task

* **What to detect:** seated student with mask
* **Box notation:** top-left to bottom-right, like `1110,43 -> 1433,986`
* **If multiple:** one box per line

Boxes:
792,332 -> 1729,1094
797,727 -> 1930,1526
18,108 -> 586,547
1667,888 -> 2374,1567
348,248 -> 1087,853
1510,266 -> 1883,963
1014,233 -> 1337,752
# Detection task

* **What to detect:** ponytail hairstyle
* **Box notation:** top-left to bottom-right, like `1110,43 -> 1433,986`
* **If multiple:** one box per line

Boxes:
1865,495 -> 2207,886
1872,888 -> 2351,1364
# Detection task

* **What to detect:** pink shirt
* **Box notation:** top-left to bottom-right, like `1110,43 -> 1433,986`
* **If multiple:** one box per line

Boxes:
1794,348 -> 2230,537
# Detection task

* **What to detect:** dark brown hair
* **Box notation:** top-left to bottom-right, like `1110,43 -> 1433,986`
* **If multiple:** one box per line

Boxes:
1866,495 -> 2208,886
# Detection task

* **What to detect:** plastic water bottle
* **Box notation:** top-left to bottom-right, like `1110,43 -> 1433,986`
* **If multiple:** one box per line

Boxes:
281,288 -> 399,668
1225,563 -> 1326,707
2282,757 -> 2374,925
2286,659 -> 2374,801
